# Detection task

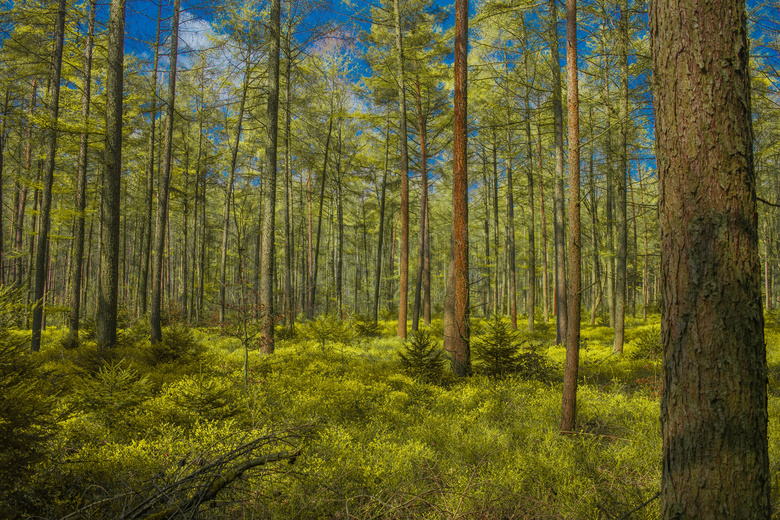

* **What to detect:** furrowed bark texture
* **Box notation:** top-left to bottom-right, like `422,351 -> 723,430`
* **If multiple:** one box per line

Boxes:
31,0 -> 66,352
96,0 -> 125,349
560,0 -> 580,433
260,0 -> 281,352
448,0 -> 470,376
651,0 -> 770,515
393,0 -> 410,339
549,0 -> 567,345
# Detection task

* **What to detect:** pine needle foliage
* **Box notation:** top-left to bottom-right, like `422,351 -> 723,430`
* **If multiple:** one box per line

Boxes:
398,328 -> 446,384
473,315 -> 523,378
0,286 -> 56,490
474,316 -> 559,381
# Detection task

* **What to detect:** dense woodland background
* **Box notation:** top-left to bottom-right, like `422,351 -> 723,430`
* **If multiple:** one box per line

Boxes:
0,0 -> 775,337
0,0 -> 779,518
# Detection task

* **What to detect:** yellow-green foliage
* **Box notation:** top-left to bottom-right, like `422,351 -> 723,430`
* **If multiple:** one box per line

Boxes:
5,312 -> 780,519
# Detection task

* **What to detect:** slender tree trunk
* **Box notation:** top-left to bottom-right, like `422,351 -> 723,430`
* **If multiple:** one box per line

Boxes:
0,92 -> 7,285
613,0 -> 629,354
336,119 -> 344,319
588,109 -> 601,325
393,0 -> 410,339
524,60 -> 536,332
181,136 -> 190,320
96,0 -> 126,349
652,0 -> 770,513
139,0 -> 162,318
446,0 -> 470,376
31,0 -> 66,352
549,0 -> 567,345
68,0 -> 96,340
505,103 -> 517,330
538,125 -> 550,323
309,116 -> 333,318
492,133 -> 500,316
150,0 -> 181,345
220,59 -> 250,324
373,111 -> 390,323
629,169 -> 638,318
560,0 -> 580,433
605,80 -> 615,327
638,163 -> 649,321
412,73 -> 429,332
483,151 -> 491,316
260,0 -> 281,351
283,36 -> 294,332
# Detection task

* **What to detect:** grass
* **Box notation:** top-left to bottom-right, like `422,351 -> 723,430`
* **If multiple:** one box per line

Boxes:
0,312 -> 777,519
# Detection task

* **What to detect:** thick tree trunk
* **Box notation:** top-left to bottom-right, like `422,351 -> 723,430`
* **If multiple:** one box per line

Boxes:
31,0 -> 67,352
96,0 -> 126,349
393,0 -> 410,339
446,0 -> 470,376
150,0 -> 181,345
549,0 -> 567,345
560,0 -> 581,432
260,0 -> 281,351
652,0 -> 770,514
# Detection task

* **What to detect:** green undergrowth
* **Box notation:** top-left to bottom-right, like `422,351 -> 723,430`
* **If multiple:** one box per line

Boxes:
2,312 -> 780,518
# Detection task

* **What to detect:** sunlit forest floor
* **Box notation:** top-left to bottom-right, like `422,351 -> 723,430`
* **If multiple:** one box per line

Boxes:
3,309 -> 780,519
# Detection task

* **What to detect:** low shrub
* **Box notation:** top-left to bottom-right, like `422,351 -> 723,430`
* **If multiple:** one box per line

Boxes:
398,328 -> 447,384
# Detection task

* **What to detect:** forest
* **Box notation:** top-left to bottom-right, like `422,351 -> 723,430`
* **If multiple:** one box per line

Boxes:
0,0 -> 778,517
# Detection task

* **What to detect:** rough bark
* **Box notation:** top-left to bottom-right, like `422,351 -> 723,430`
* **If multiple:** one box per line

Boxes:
96,0 -> 125,349
446,0 -> 470,376
651,0 -> 770,514
560,0 -> 580,433
150,0 -> 181,345
393,0 -> 410,339
260,0 -> 281,351
613,0 -> 628,354
550,0 -> 567,345
31,0 -> 66,352
68,0 -> 95,340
